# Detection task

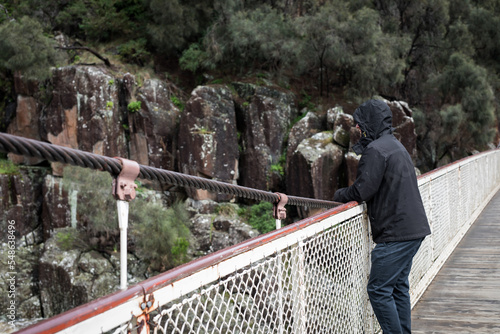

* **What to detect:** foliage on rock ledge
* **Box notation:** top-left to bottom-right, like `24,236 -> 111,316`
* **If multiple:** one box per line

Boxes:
62,166 -> 192,273
1,0 -> 499,169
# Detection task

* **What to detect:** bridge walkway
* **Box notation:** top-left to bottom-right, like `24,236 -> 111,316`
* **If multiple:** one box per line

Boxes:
411,190 -> 500,333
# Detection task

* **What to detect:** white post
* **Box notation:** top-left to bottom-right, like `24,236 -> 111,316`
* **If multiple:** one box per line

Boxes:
112,158 -> 139,291
292,241 -> 306,334
117,200 -> 129,290
273,193 -> 287,334
70,189 -> 78,228
276,218 -> 284,334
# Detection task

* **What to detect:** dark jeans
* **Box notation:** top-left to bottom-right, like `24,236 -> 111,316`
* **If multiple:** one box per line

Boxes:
367,238 -> 423,334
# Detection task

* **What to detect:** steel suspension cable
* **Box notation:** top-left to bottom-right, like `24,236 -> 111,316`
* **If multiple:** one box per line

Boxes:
0,132 -> 340,209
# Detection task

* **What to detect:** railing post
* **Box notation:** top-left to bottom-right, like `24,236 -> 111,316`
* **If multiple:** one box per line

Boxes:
116,200 -> 129,290
273,193 -> 288,333
292,240 -> 306,333
112,158 -> 140,291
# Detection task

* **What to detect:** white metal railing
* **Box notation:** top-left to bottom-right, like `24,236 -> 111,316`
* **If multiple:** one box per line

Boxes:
410,149 -> 500,305
15,149 -> 500,334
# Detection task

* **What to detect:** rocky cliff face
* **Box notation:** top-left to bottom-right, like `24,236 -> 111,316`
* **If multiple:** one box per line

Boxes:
43,67 -> 128,175
128,77 -> 181,170
1,65 -> 419,326
234,83 -> 298,192
178,85 -> 238,201
6,66 -> 418,201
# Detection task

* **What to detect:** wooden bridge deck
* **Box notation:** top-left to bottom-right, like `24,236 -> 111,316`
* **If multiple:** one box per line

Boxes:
411,190 -> 500,333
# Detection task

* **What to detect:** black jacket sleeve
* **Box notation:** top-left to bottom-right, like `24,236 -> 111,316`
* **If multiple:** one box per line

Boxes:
334,146 -> 385,203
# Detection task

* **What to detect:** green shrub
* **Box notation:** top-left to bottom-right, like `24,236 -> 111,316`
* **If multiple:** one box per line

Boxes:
171,95 -> 184,111
171,237 -> 189,257
298,92 -> 315,110
179,43 -> 207,72
270,163 -> 284,176
118,38 -> 151,65
63,166 -> 192,272
215,203 -> 238,216
55,228 -> 86,251
127,101 -> 141,113
63,167 -> 117,236
130,201 -> 191,272
240,202 -> 276,234
0,159 -> 19,175
270,152 -> 286,176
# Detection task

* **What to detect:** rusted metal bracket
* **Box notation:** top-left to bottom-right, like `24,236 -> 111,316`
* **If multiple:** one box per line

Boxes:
112,158 -> 140,201
133,293 -> 156,334
273,192 -> 288,220
112,158 -> 140,291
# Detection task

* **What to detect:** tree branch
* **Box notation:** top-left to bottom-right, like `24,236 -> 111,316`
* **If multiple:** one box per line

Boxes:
56,46 -> 111,67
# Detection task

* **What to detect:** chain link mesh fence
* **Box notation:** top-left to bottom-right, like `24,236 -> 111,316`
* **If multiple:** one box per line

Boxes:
147,213 -> 372,334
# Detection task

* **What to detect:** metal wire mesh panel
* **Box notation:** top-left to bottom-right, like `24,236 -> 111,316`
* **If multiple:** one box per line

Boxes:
446,169 -> 461,232
495,154 -> 500,185
459,163 -> 474,226
418,181 -> 432,225
148,214 -> 372,334
417,181 -> 433,263
409,232 -> 432,290
301,216 -> 372,334
469,160 -> 481,210
430,174 -> 451,258
481,155 -> 496,198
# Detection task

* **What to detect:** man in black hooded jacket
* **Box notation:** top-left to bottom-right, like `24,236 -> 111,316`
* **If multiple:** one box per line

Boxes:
334,99 -> 431,334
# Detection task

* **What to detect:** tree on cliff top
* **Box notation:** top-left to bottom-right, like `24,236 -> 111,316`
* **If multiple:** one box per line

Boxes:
0,16 -> 61,80
415,53 -> 496,169
1,0 -> 500,170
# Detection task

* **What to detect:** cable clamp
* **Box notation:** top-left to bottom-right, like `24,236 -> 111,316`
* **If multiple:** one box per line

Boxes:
273,192 -> 288,220
112,158 -> 140,201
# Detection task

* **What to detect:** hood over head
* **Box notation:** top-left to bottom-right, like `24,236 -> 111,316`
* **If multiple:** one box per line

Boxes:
352,99 -> 393,155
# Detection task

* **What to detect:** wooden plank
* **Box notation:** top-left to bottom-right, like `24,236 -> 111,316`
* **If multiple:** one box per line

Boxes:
412,190 -> 500,333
